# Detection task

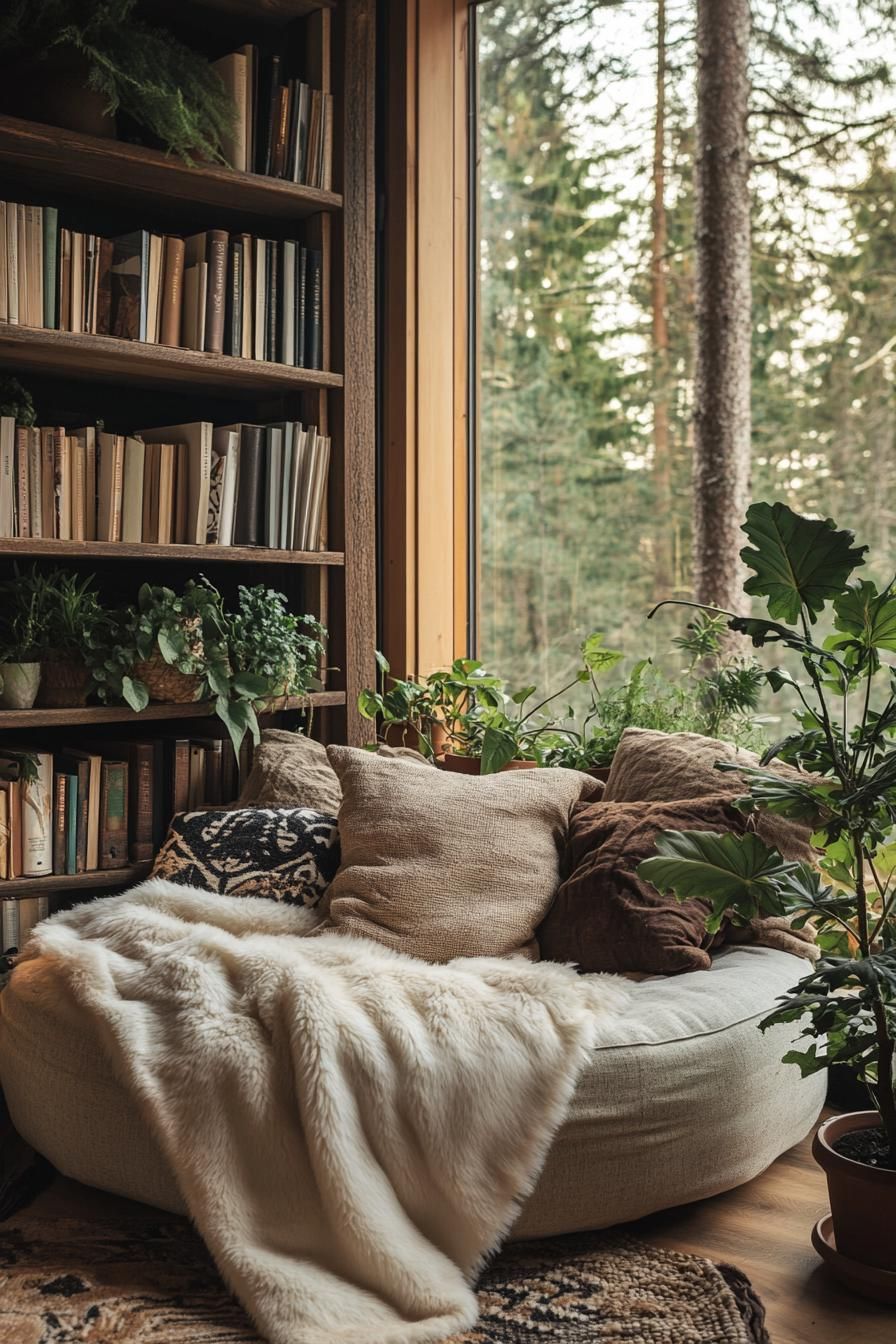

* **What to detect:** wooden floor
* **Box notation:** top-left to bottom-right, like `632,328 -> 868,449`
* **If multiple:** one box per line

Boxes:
634,1123 -> 893,1344
23,1123 -> 895,1344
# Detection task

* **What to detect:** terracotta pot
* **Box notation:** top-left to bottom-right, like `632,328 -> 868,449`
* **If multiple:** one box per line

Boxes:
0,662 -> 41,710
813,1110 -> 896,1273
37,656 -> 91,708
586,765 -> 612,783
437,752 -> 537,776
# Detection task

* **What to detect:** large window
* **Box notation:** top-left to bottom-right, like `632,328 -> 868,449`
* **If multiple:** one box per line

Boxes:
473,1 -> 896,690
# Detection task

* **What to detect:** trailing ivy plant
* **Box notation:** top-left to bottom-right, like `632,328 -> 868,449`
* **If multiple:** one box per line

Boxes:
637,501 -> 896,1158
0,0 -> 235,163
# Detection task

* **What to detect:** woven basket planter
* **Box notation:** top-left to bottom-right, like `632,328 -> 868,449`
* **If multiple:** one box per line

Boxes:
133,653 -> 203,704
37,656 -> 92,708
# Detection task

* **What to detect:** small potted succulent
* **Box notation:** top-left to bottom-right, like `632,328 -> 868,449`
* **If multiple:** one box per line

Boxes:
359,634 -> 624,775
227,585 -> 325,712
637,501 -> 896,1298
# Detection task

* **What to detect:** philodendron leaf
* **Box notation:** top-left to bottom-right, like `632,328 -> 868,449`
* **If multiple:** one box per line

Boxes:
480,725 -> 520,775
121,676 -> 149,713
740,501 -> 867,624
832,578 -> 896,652
637,829 -> 795,933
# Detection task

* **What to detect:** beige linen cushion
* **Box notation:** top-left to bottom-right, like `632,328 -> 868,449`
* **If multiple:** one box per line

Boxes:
239,729 -> 342,814
317,746 -> 599,962
603,728 -> 816,862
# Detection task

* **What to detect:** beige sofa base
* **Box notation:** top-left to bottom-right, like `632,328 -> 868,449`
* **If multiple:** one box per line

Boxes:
0,943 -> 826,1237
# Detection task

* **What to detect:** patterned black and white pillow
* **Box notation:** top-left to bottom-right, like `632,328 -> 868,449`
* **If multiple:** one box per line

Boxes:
151,807 -> 340,907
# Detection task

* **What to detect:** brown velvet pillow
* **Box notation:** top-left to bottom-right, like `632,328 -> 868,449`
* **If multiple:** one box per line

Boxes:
537,796 -> 749,975
603,728 -> 815,863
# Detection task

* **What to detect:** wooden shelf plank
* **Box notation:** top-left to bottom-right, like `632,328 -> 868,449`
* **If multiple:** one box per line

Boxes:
0,326 -> 342,394
0,539 -> 345,566
0,692 -> 344,730
0,862 -> 154,899
0,115 -> 342,227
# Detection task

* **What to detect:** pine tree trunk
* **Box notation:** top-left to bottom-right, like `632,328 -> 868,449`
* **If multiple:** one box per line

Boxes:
652,0 -> 673,601
692,0 -> 751,613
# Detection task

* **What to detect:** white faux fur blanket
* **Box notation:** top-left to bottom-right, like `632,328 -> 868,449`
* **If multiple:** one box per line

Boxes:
28,880 -> 631,1344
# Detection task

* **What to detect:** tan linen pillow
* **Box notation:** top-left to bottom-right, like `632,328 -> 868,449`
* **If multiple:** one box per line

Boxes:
239,729 -> 342,814
316,746 -> 599,962
603,728 -> 815,862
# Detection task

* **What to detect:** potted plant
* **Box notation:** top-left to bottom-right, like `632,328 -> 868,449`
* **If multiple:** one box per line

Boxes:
37,568 -> 107,707
227,586 -> 326,712
91,579 -> 293,759
0,0 -> 235,160
637,500 -> 896,1295
0,568 -> 47,709
359,634 -> 624,775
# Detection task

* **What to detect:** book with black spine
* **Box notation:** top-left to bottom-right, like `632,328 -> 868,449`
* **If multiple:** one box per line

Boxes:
229,423 -> 264,545
225,236 -> 243,358
305,248 -> 323,370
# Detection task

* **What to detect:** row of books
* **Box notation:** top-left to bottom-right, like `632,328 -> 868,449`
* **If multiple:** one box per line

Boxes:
0,417 -> 332,552
1,736 -> 246,882
1,896 -> 49,954
212,45 -> 333,187
0,203 -> 325,369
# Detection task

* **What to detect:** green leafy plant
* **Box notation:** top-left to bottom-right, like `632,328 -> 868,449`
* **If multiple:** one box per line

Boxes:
544,619 -> 765,771
639,500 -> 896,1159
0,565 -> 56,661
39,568 -> 108,661
359,634 -> 624,774
227,585 -> 325,700
0,0 -> 235,163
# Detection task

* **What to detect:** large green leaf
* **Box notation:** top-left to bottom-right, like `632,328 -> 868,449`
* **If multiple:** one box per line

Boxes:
740,501 -> 867,624
637,829 -> 795,932
480,726 -> 520,775
832,579 -> 896,653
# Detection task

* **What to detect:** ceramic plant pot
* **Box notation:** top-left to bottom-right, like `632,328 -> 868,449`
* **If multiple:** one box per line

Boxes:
0,54 -> 116,138
813,1110 -> 896,1281
0,662 -> 41,710
437,752 -> 537,776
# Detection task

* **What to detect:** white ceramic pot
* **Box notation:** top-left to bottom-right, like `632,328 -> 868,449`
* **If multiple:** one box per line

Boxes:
0,662 -> 42,710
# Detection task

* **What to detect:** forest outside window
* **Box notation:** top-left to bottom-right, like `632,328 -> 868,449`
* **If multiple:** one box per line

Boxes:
471,0 -> 896,701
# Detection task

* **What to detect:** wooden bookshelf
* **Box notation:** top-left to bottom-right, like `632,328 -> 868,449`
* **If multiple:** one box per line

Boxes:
0,0 -> 376,910
0,539 -> 345,566
0,692 -> 345,731
0,116 -> 342,230
0,863 -> 154,900
0,327 -> 343,393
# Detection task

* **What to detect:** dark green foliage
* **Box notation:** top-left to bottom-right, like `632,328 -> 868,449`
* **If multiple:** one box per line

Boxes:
228,586 -> 325,698
0,565 -> 105,661
0,376 -> 36,427
0,0 -> 235,162
639,502 -> 896,1155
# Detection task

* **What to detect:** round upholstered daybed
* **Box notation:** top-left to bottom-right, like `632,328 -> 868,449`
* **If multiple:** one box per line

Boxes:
0,940 -> 825,1236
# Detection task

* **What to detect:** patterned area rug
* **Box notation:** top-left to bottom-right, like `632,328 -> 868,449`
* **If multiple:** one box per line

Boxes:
0,1215 -> 771,1344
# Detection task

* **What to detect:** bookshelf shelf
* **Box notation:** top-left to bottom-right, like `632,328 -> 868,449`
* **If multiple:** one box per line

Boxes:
0,0 -> 375,911
0,539 -> 345,566
0,862 -> 154,900
0,115 -> 343,229
0,326 -> 343,394
0,692 -> 345,731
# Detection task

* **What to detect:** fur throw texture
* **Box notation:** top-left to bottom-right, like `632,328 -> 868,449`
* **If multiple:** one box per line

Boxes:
25,880 -> 631,1344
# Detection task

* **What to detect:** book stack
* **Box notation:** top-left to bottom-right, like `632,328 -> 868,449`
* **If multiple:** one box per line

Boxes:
0,202 -> 325,369
0,416 -> 331,551
212,46 -> 333,187
0,736 -> 246,883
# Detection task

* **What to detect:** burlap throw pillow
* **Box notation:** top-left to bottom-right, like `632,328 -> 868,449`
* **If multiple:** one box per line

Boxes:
603,728 -> 815,862
316,746 -> 600,962
239,729 -> 342,814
